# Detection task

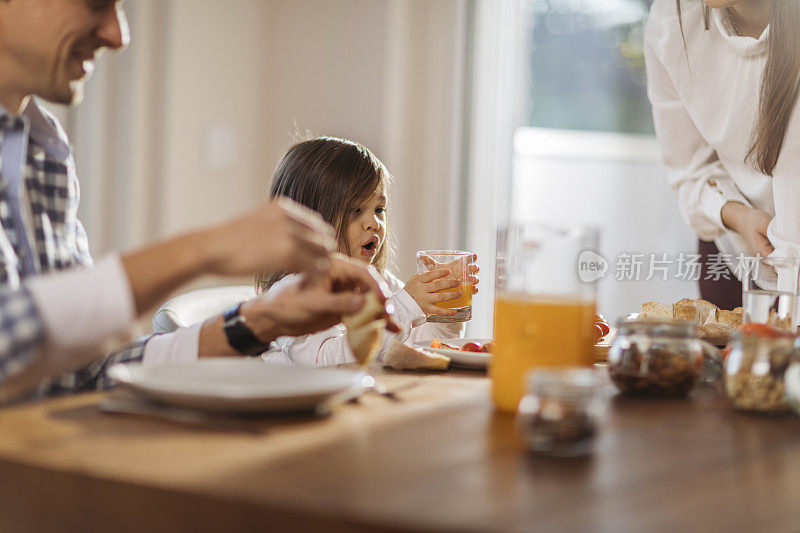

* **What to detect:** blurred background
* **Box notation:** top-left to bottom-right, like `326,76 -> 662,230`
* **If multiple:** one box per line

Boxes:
46,0 -> 698,337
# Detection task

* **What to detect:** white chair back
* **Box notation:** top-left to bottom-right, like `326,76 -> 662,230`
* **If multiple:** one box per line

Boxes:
152,285 -> 257,334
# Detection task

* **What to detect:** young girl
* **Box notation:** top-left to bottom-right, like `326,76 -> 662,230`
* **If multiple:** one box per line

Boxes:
257,136 -> 479,367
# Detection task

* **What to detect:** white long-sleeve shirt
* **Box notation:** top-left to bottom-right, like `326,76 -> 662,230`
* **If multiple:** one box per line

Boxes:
644,0 -> 800,262
261,271 -> 464,367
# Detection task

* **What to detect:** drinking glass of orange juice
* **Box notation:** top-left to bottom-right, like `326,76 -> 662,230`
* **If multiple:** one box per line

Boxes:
491,224 -> 599,413
416,250 -> 475,323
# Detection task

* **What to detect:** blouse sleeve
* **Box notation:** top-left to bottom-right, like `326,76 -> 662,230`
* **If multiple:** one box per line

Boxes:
766,96 -> 800,262
644,12 -> 751,241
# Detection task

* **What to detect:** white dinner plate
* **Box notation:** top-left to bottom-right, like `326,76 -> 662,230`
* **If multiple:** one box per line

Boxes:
412,338 -> 492,369
107,358 -> 366,414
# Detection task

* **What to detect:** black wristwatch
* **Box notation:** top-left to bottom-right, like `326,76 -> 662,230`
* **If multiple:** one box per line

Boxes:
223,302 -> 274,356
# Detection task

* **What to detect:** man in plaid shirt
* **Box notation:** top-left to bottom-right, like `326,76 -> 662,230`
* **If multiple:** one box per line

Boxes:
0,0 -> 394,402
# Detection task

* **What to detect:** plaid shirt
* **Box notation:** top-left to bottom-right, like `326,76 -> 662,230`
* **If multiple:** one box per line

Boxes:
0,99 -> 146,399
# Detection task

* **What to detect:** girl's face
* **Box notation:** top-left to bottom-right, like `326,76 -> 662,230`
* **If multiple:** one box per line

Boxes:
345,185 -> 387,264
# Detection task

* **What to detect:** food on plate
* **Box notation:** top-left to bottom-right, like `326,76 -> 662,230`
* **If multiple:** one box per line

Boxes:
594,316 -> 610,337
640,298 -> 743,346
343,292 -> 386,366
384,341 -> 450,371
431,339 -> 494,353
431,339 -> 459,350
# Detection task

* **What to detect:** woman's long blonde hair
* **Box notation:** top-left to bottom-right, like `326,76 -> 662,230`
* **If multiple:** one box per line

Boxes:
255,137 -> 392,293
677,0 -> 800,175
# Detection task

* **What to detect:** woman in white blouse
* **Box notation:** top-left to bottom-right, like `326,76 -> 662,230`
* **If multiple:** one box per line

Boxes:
645,0 -> 800,308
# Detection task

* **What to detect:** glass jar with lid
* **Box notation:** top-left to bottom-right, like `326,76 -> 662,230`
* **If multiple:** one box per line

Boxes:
607,319 -> 703,397
515,368 -> 605,456
725,329 -> 799,415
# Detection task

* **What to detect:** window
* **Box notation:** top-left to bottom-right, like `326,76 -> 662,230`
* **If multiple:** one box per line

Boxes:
522,0 -> 654,135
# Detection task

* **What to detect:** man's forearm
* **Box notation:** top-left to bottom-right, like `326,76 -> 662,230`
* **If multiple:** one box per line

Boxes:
120,229 -> 214,315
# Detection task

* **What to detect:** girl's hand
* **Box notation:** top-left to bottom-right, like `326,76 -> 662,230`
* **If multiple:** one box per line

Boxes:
404,268 -> 463,317
417,253 -> 480,294
721,202 -> 774,257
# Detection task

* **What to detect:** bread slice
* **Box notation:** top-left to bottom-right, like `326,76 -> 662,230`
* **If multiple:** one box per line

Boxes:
343,292 -> 386,366
693,299 -> 718,324
716,309 -> 742,328
384,341 -> 450,371
641,301 -> 671,320
699,322 -> 735,346
673,301 -> 699,323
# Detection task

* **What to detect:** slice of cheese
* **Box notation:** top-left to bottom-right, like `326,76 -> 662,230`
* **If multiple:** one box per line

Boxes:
384,341 -> 450,371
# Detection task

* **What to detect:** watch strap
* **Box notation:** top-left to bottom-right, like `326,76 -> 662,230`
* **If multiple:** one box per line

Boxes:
223,302 -> 273,356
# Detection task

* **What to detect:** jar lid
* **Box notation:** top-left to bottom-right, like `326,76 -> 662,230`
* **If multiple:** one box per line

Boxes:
615,318 -> 698,338
526,368 -> 604,399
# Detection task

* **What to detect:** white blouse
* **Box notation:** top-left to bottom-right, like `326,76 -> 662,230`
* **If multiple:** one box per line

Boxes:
261,271 -> 464,367
645,0 -> 800,262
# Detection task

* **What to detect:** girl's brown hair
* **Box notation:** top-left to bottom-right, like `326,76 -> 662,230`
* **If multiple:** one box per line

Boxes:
256,137 -> 392,293
676,1 -> 800,176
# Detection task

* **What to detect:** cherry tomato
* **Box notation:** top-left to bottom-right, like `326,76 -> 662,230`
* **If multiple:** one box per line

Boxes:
461,342 -> 483,352
721,345 -> 732,360
593,324 -> 604,344
595,321 -> 610,338
482,342 -> 494,353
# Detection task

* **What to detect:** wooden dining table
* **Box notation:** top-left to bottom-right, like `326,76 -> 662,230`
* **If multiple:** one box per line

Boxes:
1,366 -> 800,532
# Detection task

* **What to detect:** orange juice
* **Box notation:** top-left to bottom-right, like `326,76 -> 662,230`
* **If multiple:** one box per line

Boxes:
491,292 -> 596,412
436,282 -> 473,309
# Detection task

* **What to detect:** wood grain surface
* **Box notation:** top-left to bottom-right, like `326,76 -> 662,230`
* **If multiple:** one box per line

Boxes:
0,369 -> 799,532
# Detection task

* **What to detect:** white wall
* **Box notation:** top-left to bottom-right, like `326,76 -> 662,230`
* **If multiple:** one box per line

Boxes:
70,0 -> 467,286
510,128 -> 699,324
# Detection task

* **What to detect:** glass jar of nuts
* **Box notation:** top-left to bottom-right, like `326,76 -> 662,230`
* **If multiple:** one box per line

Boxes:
725,327 -> 799,415
607,319 -> 703,397
516,368 -> 606,456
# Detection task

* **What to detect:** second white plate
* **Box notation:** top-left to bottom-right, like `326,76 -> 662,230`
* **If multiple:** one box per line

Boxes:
412,338 -> 492,369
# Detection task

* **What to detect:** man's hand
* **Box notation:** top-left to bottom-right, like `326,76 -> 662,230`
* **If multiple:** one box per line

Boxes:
203,197 -> 336,277
197,253 -> 398,357
722,202 -> 774,257
122,198 -> 338,314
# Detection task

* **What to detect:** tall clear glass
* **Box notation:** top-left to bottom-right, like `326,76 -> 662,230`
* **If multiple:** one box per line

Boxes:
740,256 -> 800,332
492,223 -> 599,413
416,250 -> 475,323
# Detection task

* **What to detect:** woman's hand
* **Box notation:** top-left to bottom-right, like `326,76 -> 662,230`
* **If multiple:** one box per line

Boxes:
721,202 -> 774,257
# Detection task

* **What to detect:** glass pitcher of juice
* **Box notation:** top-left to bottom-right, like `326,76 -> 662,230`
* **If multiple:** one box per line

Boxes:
491,224 -> 599,413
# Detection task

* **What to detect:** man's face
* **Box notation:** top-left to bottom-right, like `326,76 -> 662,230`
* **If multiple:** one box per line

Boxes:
0,0 -> 129,106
